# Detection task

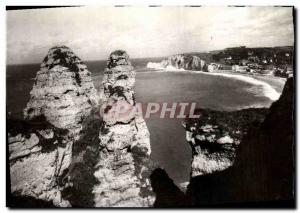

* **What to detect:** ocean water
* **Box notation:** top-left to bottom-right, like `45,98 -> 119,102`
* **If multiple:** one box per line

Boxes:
7,59 -> 274,184
6,58 -> 163,118
134,72 -> 272,183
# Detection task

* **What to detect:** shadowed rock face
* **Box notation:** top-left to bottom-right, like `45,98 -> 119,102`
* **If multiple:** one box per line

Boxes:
61,108 -> 102,207
232,76 -> 294,203
150,168 -> 189,207
186,77 -> 295,207
93,50 -> 155,207
8,46 -> 99,207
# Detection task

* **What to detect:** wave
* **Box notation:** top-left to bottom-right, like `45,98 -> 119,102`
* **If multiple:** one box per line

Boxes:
146,62 -> 165,70
142,64 -> 281,101
201,72 -> 281,101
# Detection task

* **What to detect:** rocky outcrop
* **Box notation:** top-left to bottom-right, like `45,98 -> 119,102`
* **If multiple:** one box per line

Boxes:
147,54 -> 206,71
186,77 -> 294,206
24,46 -> 98,139
8,117 -> 72,207
167,54 -> 206,71
8,46 -> 98,207
183,108 -> 268,177
93,50 -> 154,207
61,108 -> 102,207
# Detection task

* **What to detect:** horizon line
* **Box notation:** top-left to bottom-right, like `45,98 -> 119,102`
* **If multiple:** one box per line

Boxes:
6,45 -> 294,66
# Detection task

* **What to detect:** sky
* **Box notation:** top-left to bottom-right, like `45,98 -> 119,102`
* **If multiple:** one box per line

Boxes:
7,6 -> 294,64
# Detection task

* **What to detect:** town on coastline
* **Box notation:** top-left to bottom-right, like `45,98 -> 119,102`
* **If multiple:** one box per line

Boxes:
148,46 -> 293,78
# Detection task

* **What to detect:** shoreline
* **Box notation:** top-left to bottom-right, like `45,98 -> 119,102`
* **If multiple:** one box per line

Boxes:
138,68 -> 286,101
211,70 -> 286,93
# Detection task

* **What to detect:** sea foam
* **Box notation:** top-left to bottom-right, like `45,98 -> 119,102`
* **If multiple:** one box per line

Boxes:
146,62 -> 165,70
144,64 -> 281,101
201,72 -> 281,101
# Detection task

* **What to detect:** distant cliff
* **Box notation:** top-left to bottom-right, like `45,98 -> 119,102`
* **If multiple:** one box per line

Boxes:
147,54 -> 207,71
147,46 -> 294,76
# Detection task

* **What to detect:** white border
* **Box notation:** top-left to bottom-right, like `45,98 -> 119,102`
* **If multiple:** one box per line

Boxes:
1,1 -> 298,212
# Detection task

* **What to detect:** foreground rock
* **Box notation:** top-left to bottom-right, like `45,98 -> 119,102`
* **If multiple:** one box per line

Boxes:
183,108 -> 268,177
186,77 -> 294,206
93,50 -> 155,207
147,54 -> 207,71
8,46 -> 98,207
8,117 -> 72,207
149,168 -> 189,207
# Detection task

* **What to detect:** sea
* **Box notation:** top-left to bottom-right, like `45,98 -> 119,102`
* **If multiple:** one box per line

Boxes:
7,58 -> 275,185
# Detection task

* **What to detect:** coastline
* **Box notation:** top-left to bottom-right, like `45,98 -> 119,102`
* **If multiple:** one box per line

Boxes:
211,70 -> 286,93
199,71 -> 281,101
140,67 -> 286,101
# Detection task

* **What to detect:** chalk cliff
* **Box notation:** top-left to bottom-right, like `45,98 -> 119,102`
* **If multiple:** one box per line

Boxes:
147,54 -> 206,71
167,54 -> 206,71
93,50 -> 154,207
8,46 -> 98,207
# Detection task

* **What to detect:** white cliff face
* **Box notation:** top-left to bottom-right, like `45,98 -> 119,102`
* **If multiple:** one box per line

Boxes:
147,54 -> 206,71
93,50 -> 154,207
9,46 -> 99,207
168,55 -> 206,71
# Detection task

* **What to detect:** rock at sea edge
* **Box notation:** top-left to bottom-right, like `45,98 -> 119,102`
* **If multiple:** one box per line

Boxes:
93,50 -> 155,207
8,46 -> 99,207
